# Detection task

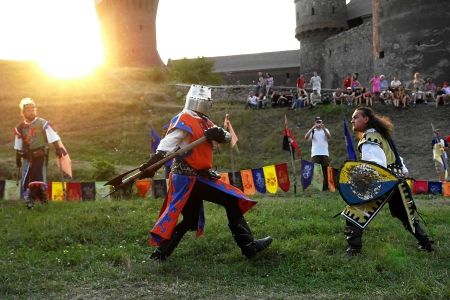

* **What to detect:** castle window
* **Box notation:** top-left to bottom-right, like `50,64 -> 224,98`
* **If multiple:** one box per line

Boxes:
329,49 -> 332,56
332,6 -> 335,14
311,7 -> 315,15
379,51 -> 385,59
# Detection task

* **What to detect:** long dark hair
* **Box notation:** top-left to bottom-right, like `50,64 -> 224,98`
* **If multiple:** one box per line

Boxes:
356,106 -> 393,140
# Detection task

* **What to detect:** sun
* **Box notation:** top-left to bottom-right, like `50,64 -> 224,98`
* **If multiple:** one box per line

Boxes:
0,0 -> 104,79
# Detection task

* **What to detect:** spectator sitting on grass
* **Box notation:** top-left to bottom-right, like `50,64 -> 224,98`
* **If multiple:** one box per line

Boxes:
310,88 -> 322,107
246,92 -> 258,109
333,88 -> 345,105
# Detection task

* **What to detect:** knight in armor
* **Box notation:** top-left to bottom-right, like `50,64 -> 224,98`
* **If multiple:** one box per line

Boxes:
342,107 -> 433,255
140,84 -> 272,261
14,98 -> 66,209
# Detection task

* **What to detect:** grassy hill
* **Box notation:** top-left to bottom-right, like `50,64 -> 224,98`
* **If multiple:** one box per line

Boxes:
0,60 -> 449,182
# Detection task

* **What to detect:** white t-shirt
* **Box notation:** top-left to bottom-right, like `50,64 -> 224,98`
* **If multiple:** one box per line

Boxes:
311,128 -> 329,157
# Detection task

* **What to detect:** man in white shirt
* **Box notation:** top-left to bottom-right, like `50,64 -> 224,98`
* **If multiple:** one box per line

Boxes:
309,71 -> 322,95
304,116 -> 331,190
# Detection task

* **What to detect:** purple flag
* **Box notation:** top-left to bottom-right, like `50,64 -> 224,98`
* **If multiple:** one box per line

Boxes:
150,128 -> 161,154
301,160 -> 314,191
252,168 -> 266,194
344,119 -> 357,160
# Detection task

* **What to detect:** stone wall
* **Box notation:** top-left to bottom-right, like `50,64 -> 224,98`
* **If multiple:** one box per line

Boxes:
322,20 -> 373,89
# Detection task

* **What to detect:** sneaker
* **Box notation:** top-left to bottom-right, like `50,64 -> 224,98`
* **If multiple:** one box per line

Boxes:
346,247 -> 361,256
417,241 -> 434,252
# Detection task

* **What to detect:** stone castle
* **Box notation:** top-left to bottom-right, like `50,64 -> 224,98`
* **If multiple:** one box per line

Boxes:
96,0 -> 450,89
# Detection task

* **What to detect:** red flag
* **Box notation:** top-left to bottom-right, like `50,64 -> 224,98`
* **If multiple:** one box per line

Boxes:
283,115 -> 301,157
224,114 -> 238,148
275,163 -> 290,192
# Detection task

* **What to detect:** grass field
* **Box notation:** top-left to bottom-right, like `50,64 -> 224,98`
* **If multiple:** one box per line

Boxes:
1,60 -> 449,299
1,193 -> 449,299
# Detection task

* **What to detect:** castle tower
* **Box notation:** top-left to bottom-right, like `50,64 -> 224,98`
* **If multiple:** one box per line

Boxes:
373,0 -> 450,85
295,0 -> 347,77
96,0 -> 163,67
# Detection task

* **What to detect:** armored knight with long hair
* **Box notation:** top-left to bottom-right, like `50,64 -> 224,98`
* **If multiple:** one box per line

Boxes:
341,107 -> 434,255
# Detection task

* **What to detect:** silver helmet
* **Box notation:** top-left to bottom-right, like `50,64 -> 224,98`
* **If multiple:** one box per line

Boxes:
184,84 -> 212,116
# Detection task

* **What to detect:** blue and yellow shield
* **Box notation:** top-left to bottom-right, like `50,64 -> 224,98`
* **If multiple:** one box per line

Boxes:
338,160 -> 399,205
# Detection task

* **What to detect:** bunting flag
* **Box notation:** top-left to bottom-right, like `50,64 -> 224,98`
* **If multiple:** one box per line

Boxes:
327,166 -> 336,192
312,163 -> 324,191
66,182 -> 81,201
240,169 -> 256,195
224,114 -> 239,149
56,141 -> 72,178
428,181 -> 442,195
443,182 -> 450,197
406,178 -> 414,190
152,179 -> 167,198
343,119 -> 357,161
150,128 -> 161,154
81,182 -> 96,201
0,180 -> 5,199
275,163 -> 290,192
412,180 -> 428,194
301,160 -> 314,190
263,165 -> 278,194
47,181 -> 52,201
136,179 -> 152,198
283,115 -> 301,158
51,182 -> 66,201
4,180 -> 20,200
252,168 -> 266,194
228,171 -> 243,191
219,172 -> 230,185
96,181 -> 111,199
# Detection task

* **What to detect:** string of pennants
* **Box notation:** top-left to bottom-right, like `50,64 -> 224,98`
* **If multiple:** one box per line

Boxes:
1,160 -> 449,201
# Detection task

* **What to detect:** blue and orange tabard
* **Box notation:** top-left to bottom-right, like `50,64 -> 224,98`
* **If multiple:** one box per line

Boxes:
149,111 -> 257,246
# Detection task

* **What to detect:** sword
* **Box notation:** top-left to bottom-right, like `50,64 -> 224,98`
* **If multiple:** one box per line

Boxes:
103,136 -> 208,198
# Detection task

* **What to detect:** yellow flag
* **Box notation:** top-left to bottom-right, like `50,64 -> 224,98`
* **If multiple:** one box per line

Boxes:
51,182 -> 66,201
263,165 -> 278,194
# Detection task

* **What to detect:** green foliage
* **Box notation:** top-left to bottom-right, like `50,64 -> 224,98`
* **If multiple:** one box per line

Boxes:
92,160 -> 116,180
168,57 -> 223,85
0,195 -> 449,298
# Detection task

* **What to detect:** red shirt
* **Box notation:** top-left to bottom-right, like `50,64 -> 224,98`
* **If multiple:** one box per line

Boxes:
297,76 -> 305,89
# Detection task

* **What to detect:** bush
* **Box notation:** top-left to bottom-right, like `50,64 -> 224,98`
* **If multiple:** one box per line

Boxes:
92,160 -> 116,181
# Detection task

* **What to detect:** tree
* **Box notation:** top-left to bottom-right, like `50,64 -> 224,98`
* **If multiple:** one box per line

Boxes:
168,57 -> 223,85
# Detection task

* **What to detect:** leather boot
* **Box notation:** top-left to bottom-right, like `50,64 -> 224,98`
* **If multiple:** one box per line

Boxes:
229,218 -> 272,258
344,225 -> 363,256
150,229 -> 186,261
412,221 -> 434,252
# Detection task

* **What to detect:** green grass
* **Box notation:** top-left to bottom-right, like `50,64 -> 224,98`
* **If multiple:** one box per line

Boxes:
1,194 -> 449,299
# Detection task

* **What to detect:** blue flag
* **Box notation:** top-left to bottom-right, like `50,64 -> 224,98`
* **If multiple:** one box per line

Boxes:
343,119 -> 357,161
150,128 -> 161,154
301,160 -> 314,191
252,168 -> 266,194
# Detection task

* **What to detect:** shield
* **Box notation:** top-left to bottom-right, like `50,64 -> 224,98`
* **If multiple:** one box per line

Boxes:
338,160 -> 399,205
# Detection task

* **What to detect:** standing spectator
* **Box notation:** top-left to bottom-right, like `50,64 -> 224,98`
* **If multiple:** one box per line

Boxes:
333,88 -> 345,105
304,116 -> 331,191
412,72 -> 426,105
363,88 -> 372,107
310,88 -> 322,106
309,71 -> 322,95
14,98 -> 67,209
380,75 -> 389,93
343,73 -> 352,90
138,84 -> 272,261
369,74 -> 381,102
265,73 -> 274,96
255,72 -> 266,96
354,88 -> 364,106
432,129 -> 449,182
296,74 -> 306,95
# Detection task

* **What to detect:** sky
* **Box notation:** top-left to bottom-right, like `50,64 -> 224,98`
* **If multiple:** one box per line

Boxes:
0,0 -> 350,77
156,0 -> 300,63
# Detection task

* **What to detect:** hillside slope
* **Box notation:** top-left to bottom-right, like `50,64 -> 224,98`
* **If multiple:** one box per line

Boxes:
0,61 -> 448,181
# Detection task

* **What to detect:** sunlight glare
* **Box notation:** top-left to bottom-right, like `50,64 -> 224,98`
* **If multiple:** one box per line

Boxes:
0,0 -> 104,79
